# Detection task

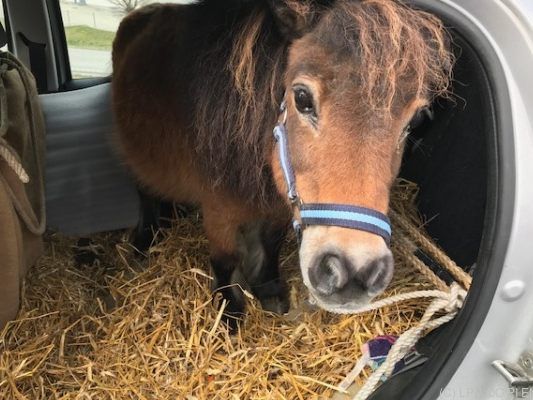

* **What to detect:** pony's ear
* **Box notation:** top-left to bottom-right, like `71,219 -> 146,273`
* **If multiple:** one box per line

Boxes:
267,0 -> 322,39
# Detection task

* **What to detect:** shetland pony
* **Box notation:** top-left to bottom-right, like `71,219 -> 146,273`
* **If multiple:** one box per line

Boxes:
112,0 -> 452,319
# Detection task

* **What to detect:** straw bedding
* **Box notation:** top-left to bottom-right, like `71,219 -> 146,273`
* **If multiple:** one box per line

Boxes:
0,181 -> 443,399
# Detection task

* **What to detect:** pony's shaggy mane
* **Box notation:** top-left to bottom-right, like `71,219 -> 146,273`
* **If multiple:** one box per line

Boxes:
330,0 -> 454,114
191,2 -> 286,206
191,0 -> 453,205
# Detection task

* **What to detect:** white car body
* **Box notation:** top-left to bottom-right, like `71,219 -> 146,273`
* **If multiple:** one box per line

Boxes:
431,0 -> 533,398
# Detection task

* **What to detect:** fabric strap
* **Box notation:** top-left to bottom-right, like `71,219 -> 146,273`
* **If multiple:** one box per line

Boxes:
300,203 -> 391,243
273,123 -> 298,201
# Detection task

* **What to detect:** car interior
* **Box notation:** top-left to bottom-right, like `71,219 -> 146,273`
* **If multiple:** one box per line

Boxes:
1,0 -> 514,398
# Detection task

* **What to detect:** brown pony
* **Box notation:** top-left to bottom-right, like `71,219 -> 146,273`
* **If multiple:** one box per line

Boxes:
111,0 -> 452,319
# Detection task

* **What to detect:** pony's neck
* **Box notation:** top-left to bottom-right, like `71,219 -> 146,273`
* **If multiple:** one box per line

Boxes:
190,0 -> 289,207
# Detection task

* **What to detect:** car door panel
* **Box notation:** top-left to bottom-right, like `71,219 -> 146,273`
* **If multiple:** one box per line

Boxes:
41,82 -> 140,235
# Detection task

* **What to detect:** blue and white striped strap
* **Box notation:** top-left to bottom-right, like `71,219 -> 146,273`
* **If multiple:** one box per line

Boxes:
300,203 -> 392,244
273,123 -> 298,202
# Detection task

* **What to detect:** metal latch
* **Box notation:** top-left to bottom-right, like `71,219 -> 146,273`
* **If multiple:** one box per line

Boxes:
493,351 -> 533,398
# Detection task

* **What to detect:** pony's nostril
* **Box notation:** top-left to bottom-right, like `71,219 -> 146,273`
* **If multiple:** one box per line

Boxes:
359,254 -> 394,295
310,254 -> 350,296
308,253 -> 393,299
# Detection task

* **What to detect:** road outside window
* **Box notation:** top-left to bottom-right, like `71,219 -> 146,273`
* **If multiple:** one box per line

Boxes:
59,0 -> 193,78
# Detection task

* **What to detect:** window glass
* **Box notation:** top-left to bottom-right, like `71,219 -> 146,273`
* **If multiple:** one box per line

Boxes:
59,0 -> 194,78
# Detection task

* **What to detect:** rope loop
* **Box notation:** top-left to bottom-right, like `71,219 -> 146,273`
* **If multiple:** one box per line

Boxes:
332,187 -> 470,400
336,283 -> 467,400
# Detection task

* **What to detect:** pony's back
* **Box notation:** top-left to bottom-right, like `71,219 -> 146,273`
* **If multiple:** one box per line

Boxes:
112,0 -> 288,205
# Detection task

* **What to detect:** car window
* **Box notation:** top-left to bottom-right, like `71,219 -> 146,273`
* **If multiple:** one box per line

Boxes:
59,0 -> 194,79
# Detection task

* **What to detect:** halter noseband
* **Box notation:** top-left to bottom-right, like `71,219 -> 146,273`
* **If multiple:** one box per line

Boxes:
273,100 -> 392,244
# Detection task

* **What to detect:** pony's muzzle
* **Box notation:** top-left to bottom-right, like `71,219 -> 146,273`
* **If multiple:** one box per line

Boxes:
299,226 -> 394,312
309,252 -> 393,299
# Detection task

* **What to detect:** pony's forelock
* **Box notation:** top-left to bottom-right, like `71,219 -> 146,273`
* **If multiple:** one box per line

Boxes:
331,0 -> 454,114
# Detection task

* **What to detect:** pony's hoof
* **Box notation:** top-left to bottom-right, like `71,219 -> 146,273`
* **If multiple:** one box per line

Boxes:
212,283 -> 247,333
73,238 -> 103,267
221,309 -> 245,333
260,295 -> 290,314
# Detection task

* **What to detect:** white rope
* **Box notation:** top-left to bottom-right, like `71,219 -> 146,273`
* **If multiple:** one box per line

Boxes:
334,283 -> 466,400
0,144 -> 29,183
329,289 -> 458,315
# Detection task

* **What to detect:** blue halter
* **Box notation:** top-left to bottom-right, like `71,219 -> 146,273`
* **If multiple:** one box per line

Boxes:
272,102 -> 392,244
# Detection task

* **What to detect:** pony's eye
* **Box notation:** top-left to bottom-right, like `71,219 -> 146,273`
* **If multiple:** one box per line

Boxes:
408,107 -> 432,131
293,87 -> 315,116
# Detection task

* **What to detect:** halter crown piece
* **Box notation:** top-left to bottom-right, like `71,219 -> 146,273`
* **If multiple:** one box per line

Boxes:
272,99 -> 392,244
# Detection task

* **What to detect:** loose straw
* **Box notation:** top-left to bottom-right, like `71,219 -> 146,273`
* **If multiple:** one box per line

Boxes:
0,180 -> 471,399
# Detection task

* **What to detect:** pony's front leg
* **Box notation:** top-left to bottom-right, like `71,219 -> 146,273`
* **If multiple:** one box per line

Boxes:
202,201 -> 289,326
202,201 -> 254,326
239,222 -> 289,314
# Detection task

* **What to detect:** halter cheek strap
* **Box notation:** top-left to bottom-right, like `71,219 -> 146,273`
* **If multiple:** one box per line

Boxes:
273,123 -> 298,202
272,105 -> 392,245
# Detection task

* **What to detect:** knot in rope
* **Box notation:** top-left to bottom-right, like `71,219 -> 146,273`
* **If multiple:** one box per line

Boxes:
444,282 -> 466,313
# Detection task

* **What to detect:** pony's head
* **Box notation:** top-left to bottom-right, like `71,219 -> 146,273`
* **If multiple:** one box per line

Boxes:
269,0 -> 453,312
